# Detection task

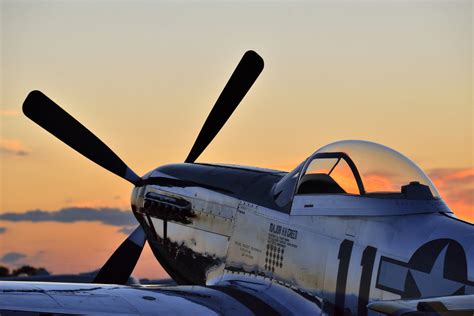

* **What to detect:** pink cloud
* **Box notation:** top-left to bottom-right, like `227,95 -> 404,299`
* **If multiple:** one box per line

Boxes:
0,139 -> 29,156
428,167 -> 473,223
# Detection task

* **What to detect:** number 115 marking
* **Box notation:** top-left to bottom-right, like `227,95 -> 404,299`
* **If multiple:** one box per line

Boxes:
335,239 -> 377,316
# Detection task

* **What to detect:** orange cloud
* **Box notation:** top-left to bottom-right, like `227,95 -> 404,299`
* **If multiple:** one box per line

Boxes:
428,168 -> 474,187
0,139 -> 29,156
428,168 -> 474,223
362,171 -> 399,193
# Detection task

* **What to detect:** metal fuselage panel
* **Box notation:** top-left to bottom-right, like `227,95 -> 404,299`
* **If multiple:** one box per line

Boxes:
132,163 -> 474,316
134,185 -> 236,285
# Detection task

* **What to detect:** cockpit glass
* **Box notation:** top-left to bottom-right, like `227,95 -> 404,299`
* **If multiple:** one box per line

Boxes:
274,140 -> 440,208
306,158 -> 338,174
313,140 -> 440,198
328,159 -> 359,195
304,157 -> 359,194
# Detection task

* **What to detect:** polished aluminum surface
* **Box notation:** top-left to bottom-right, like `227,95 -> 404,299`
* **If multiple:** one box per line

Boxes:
130,160 -> 473,316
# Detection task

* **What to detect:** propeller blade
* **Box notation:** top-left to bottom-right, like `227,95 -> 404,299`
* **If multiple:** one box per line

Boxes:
23,90 -> 142,185
93,226 -> 146,285
185,50 -> 264,163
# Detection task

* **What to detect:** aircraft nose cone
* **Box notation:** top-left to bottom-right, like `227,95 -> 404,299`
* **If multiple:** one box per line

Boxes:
130,186 -> 145,212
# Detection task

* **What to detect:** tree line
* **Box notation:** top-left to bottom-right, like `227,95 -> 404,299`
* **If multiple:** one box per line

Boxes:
0,265 -> 50,277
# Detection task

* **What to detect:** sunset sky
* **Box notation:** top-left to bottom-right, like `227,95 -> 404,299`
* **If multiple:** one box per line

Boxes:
1,1 -> 472,279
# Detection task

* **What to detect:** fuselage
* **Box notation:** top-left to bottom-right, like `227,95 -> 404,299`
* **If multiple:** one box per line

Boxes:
131,163 -> 474,316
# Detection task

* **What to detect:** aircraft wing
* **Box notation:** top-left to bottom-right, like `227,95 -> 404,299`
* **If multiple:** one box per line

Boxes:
368,294 -> 474,316
0,277 -> 322,315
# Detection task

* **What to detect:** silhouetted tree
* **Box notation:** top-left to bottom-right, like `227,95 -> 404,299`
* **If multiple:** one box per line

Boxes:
12,265 -> 49,276
0,266 -> 9,277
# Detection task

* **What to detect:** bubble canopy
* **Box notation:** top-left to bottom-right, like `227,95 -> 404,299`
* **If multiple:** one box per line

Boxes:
310,140 -> 440,198
273,140 -> 441,208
